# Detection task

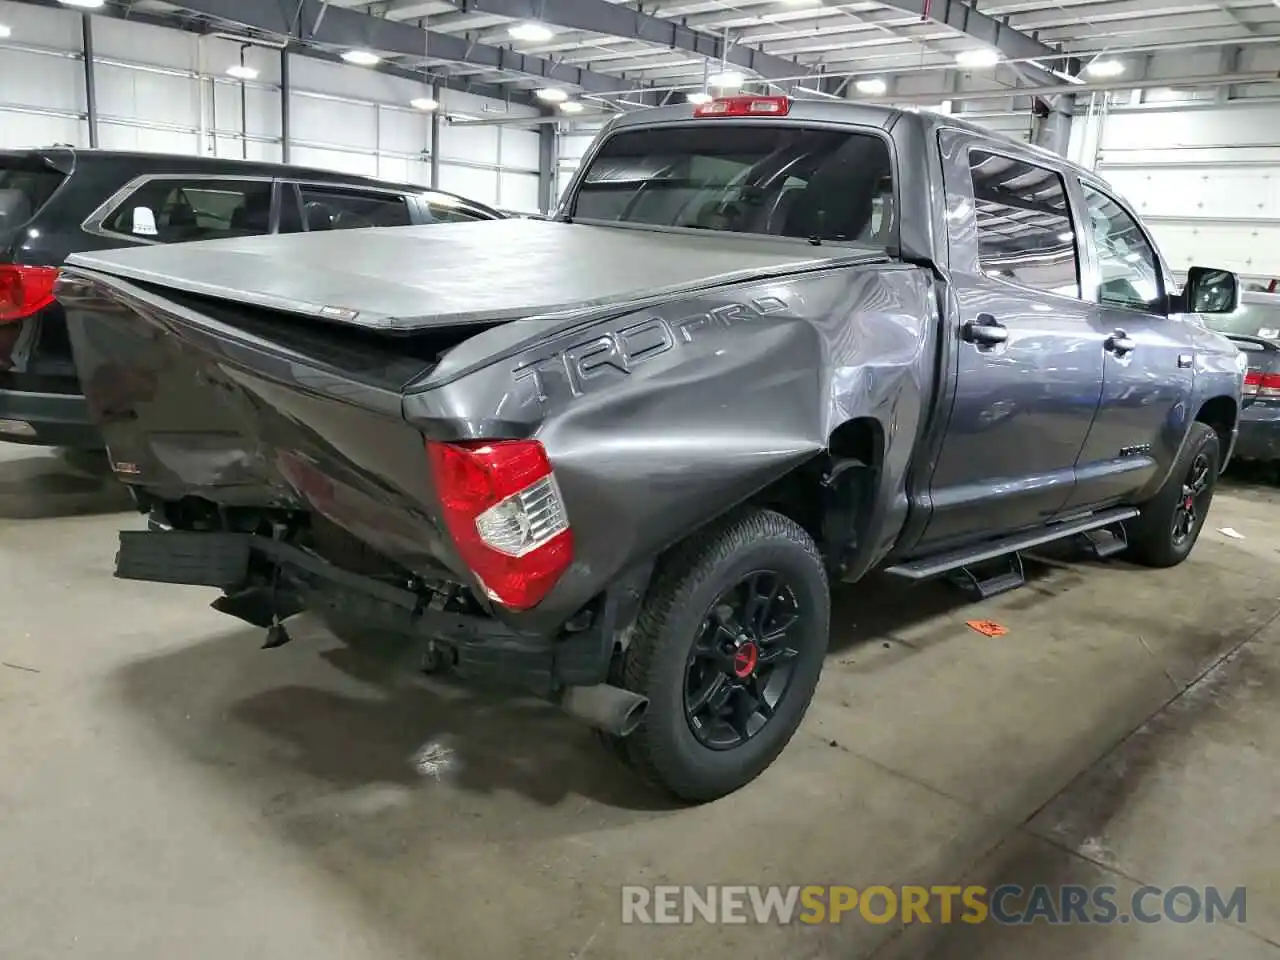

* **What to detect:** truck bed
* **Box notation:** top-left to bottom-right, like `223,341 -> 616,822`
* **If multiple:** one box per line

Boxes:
66,218 -> 863,332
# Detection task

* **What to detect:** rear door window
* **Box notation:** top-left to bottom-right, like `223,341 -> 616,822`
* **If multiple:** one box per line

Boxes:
967,150 -> 1081,300
103,178 -> 275,242
570,123 -> 895,246
0,157 -> 67,233
295,184 -> 412,231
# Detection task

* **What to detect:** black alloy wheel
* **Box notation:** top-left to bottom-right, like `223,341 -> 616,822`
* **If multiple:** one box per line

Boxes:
1172,452 -> 1212,547
600,508 -> 831,802
1125,421 -> 1220,568
683,571 -> 802,750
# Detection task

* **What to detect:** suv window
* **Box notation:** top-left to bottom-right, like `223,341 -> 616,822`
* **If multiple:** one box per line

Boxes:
103,178 -> 274,242
571,124 -> 895,245
296,185 -> 411,231
1080,183 -> 1163,312
0,158 -> 66,232
424,196 -> 485,224
968,151 -> 1080,299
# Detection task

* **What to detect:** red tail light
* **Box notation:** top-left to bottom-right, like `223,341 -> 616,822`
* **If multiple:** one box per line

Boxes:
426,439 -> 573,611
0,265 -> 60,324
694,95 -> 791,118
1244,370 -> 1280,396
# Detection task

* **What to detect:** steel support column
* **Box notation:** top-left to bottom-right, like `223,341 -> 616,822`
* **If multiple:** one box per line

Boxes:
280,48 -> 292,162
1031,102 -> 1073,156
538,123 -> 557,215
429,82 -> 442,190
81,13 -> 99,148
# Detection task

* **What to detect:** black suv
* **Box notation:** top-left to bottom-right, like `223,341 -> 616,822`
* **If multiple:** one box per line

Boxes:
0,146 -> 504,449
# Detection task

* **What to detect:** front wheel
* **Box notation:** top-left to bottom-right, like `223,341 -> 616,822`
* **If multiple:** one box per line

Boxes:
607,508 -> 831,803
1125,421 -> 1220,568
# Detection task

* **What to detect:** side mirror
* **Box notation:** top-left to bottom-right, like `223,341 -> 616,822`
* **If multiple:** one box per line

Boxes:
1181,266 -> 1240,315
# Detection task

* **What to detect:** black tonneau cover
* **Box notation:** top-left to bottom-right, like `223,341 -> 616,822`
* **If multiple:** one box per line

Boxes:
65,218 -> 867,333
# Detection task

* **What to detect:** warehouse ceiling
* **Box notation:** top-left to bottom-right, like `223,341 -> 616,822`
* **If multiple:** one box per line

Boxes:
18,0 -> 1280,110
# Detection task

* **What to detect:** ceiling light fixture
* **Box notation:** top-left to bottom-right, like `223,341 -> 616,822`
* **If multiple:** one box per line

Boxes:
955,48 -> 1000,68
855,78 -> 887,95
535,87 -> 569,102
1085,58 -> 1125,77
226,64 -> 259,80
0,24 -> 10,39
509,21 -> 553,42
341,49 -> 382,66
57,0 -> 105,8
686,91 -> 713,104
708,69 -> 745,88
410,97 -> 439,111
559,100 -> 585,113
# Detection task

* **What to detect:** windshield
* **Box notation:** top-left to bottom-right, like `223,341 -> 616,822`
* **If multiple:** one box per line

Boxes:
0,158 -> 66,234
1204,299 -> 1280,341
570,123 -> 895,246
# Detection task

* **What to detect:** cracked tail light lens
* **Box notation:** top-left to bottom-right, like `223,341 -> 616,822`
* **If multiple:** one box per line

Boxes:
426,439 -> 572,611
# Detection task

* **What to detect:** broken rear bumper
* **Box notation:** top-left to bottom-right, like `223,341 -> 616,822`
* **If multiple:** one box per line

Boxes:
113,529 -> 623,695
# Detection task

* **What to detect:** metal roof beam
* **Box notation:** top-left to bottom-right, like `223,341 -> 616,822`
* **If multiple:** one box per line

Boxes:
9,0 -> 542,104
447,0 -> 814,88
162,0 -> 635,96
875,0 -> 1075,84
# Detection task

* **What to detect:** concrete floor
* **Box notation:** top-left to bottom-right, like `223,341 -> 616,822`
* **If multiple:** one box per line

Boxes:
1,441 -> 1278,960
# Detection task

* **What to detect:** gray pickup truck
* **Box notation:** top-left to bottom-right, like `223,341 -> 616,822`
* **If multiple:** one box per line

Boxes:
56,96 -> 1245,802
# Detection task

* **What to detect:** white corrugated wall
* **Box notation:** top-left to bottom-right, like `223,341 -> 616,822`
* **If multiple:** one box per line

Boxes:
0,0 -> 544,212
1070,48 -> 1280,283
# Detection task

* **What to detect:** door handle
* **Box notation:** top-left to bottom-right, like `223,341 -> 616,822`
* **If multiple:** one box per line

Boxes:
1105,330 -> 1137,355
962,315 -> 1008,345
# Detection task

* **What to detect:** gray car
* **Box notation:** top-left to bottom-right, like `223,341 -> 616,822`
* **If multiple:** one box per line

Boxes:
1204,289 -> 1280,464
55,96 -> 1245,802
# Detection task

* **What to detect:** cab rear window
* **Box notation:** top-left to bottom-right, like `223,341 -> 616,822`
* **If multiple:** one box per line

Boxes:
570,123 -> 895,247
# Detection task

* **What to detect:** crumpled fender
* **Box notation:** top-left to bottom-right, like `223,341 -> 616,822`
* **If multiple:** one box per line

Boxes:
405,262 -> 939,632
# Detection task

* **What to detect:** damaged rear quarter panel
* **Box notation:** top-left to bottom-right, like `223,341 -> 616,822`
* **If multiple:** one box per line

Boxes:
405,263 -> 938,630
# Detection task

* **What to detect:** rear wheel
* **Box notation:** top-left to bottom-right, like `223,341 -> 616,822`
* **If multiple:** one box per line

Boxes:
1125,422 -> 1220,568
604,508 -> 830,802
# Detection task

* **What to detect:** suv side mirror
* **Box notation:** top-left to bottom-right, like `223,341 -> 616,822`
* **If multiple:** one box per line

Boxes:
1181,266 -> 1240,315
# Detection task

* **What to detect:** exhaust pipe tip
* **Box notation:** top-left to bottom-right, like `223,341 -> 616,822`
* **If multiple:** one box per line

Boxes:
560,683 -> 648,737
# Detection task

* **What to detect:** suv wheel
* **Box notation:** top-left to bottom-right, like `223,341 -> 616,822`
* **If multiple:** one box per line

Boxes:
1125,421 -> 1220,568
604,508 -> 830,802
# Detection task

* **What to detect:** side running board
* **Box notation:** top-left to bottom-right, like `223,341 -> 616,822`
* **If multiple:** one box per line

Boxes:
884,506 -> 1140,581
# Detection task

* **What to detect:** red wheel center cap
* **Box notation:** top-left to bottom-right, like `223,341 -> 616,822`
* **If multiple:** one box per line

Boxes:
733,643 -> 759,678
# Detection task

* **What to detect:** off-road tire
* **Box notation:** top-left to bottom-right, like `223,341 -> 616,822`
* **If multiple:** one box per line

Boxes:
1125,421 -> 1220,568
604,508 -> 830,803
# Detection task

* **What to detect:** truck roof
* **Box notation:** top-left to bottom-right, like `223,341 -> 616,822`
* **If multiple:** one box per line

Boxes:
605,97 -> 1083,176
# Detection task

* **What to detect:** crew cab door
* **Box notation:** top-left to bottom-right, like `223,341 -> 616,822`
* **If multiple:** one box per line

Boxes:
1060,178 -> 1194,509
919,132 -> 1107,549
